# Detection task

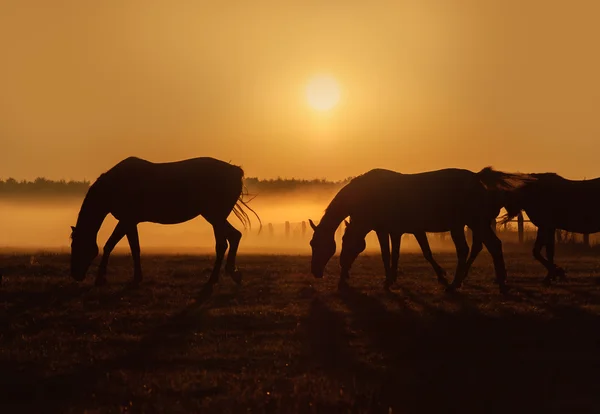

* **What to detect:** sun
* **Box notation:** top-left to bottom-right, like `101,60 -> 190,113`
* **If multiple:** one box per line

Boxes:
305,75 -> 341,112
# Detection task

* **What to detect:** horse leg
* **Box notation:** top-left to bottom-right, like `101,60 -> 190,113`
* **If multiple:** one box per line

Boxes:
96,221 -> 127,286
414,232 -> 447,286
390,231 -> 402,283
208,222 -> 229,284
125,224 -> 143,285
223,221 -> 243,284
447,228 -> 469,291
376,230 -> 393,289
480,226 -> 510,294
339,227 -> 369,289
532,228 -> 554,284
463,229 -> 484,283
545,227 -> 566,282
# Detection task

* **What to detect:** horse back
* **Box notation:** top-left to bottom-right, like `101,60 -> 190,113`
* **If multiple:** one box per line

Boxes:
96,157 -> 244,223
348,168 -> 495,232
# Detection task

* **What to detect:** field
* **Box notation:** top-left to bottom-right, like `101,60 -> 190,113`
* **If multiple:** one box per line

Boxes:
2,250 -> 600,413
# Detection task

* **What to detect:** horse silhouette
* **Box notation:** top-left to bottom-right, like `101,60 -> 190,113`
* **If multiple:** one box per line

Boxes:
342,219 -> 447,288
501,172 -> 600,284
310,167 -> 528,294
70,157 -> 260,286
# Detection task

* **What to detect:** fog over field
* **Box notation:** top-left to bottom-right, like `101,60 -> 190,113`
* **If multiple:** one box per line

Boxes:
4,186 -> 508,255
0,191 -> 448,254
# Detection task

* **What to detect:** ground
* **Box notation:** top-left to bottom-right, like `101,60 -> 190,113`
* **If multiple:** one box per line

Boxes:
2,250 -> 600,413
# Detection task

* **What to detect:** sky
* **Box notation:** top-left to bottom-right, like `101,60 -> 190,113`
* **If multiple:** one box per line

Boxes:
1,1 -> 599,181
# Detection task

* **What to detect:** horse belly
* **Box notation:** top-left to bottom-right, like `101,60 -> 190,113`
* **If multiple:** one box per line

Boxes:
112,197 -> 205,225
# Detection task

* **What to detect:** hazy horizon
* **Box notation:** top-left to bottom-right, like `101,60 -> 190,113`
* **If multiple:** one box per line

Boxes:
2,2 -> 600,182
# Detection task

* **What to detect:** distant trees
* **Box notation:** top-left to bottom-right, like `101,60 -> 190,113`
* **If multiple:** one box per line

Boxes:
243,177 -> 351,195
0,177 -> 91,197
0,177 -> 350,198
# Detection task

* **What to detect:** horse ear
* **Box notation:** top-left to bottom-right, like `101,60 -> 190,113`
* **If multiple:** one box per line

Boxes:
71,226 -> 76,232
344,219 -> 350,227
308,219 -> 317,231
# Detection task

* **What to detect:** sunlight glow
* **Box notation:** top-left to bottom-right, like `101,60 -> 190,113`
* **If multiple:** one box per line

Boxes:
305,75 -> 341,111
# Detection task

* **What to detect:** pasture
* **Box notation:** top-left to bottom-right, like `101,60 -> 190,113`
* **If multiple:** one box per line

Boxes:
2,250 -> 600,413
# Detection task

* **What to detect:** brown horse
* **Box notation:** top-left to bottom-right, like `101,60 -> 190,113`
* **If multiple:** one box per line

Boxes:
342,220 -> 447,288
310,167 -> 527,293
70,157 -> 260,286
501,172 -> 600,284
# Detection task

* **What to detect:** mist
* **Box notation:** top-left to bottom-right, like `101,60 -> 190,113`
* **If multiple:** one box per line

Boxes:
0,190 -> 450,255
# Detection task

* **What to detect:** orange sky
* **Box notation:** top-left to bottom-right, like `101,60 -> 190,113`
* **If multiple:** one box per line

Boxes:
1,1 -> 599,181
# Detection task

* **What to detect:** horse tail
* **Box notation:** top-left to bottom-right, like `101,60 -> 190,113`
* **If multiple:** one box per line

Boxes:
233,197 -> 263,233
230,165 -> 263,233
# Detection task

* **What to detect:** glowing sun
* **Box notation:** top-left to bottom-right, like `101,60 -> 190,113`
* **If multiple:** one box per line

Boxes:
305,75 -> 341,111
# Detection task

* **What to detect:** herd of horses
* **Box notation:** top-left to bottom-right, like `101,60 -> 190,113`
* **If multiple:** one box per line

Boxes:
67,156 -> 600,294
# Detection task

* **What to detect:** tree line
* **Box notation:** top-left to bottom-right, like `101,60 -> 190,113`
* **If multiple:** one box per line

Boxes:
0,177 -> 351,197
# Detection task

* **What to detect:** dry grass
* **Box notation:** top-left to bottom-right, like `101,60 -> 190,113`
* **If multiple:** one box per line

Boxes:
2,251 -> 600,413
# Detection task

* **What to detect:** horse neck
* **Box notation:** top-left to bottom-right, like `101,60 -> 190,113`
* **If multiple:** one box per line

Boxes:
76,183 -> 109,240
320,194 -> 350,233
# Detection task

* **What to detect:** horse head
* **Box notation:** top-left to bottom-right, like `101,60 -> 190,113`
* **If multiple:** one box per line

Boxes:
340,219 -> 367,272
70,225 -> 99,281
308,219 -> 336,278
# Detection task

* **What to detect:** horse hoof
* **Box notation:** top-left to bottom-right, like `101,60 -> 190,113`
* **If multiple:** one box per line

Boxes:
542,277 -> 552,286
499,284 -> 511,295
555,268 -> 567,281
383,281 -> 393,291
338,280 -> 349,291
229,270 -> 243,285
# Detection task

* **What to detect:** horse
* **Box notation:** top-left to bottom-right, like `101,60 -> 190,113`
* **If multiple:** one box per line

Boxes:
500,172 -> 600,284
70,156 -> 260,286
310,167 -> 528,294
342,219 -> 447,288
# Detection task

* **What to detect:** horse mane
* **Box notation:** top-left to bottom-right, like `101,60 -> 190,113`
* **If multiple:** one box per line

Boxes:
73,173 -> 106,228
476,166 -> 537,191
323,176 -> 358,217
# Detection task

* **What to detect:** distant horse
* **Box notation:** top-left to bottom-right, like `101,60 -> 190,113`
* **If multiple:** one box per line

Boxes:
310,167 -> 528,293
70,157 -> 260,286
342,219 -> 447,288
501,172 -> 600,284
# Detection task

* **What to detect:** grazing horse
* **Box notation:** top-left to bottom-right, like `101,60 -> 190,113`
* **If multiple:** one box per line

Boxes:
310,167 -> 527,293
500,172 -> 600,284
342,220 -> 447,288
70,156 -> 260,286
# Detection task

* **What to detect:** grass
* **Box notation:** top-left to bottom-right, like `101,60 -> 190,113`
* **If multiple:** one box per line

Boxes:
1,251 -> 600,413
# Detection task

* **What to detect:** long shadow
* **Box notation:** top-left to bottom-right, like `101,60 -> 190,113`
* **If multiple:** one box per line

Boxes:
0,283 -> 94,343
299,296 -> 383,412
0,283 -> 92,317
301,297 -> 374,377
0,281 -> 218,413
338,284 -> 600,413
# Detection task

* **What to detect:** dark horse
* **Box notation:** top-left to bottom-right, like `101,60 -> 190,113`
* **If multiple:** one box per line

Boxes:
501,172 -> 600,284
70,157 -> 259,286
341,219 -> 447,288
310,167 -> 527,293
